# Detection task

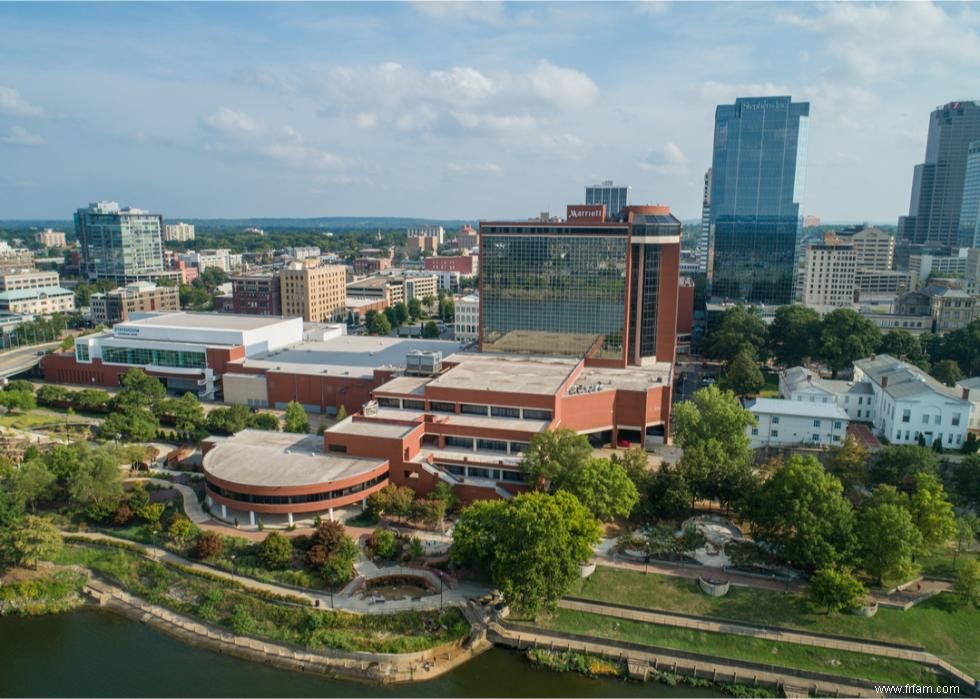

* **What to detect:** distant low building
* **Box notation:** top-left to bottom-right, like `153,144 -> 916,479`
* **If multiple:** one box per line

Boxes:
163,222 -> 195,242
0,271 -> 61,292
90,281 -> 180,325
779,366 -> 876,422
0,286 -> 74,316
455,294 -> 479,343
34,228 -> 67,248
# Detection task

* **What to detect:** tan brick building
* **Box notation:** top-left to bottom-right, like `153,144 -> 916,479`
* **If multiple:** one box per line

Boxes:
279,261 -> 347,322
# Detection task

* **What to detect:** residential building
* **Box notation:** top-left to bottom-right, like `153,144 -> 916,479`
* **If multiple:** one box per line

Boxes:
406,232 -> 439,258
859,311 -> 931,335
279,261 -> 347,323
163,222 -> 196,242
455,294 -> 479,343
960,141 -> 980,248
231,274 -> 282,316
801,237 -> 856,308
34,229 -> 67,248
0,248 -> 35,274
424,255 -> 477,275
455,225 -> 479,251
747,398 -> 849,449
707,96 -> 810,307
352,257 -> 392,276
480,203 -> 680,368
0,271 -> 60,292
899,102 -> 980,247
0,286 -> 74,316
585,180 -> 630,220
42,311 -> 303,399
90,281 -> 180,325
75,201 -> 165,281
956,377 -> 980,432
697,169 -> 711,273
779,366 -> 876,422
854,354 -> 972,449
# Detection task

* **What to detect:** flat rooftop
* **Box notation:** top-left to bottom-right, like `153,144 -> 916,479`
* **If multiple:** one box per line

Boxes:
374,375 -> 430,396
203,430 -> 386,487
482,330 -> 603,357
327,416 -> 420,439
571,363 -> 673,393
125,311 -> 294,331
748,398 -> 849,420
231,335 -> 466,378
431,353 -> 579,395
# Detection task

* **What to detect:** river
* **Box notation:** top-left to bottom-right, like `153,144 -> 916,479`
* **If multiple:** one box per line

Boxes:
0,609 -> 718,697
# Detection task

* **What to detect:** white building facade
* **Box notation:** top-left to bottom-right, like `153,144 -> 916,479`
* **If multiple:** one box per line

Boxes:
455,294 -> 479,343
747,398 -> 849,449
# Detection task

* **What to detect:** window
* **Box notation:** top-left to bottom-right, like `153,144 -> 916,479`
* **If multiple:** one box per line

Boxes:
444,464 -> 465,476
490,406 -> 520,418
770,429 -> 779,438
751,428 -> 759,436
75,343 -> 90,362
500,470 -> 523,482
467,467 -> 491,479
510,442 -> 528,454
477,439 -> 507,452
326,444 -> 347,453
522,408 -> 553,420
813,419 -> 821,428
833,421 -> 842,429
935,415 -> 942,425
772,416 -> 780,424
460,403 -> 489,415
445,436 -> 473,449
812,433 -> 819,442
429,401 -> 455,413
902,409 -> 911,423
953,413 -> 962,426
922,414 -> 930,425
378,397 -> 399,408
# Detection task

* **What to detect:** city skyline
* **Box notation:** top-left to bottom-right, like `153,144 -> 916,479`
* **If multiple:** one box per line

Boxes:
1,2 -> 980,222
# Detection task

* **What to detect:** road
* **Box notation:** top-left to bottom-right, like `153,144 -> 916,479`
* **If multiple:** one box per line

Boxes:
0,341 -> 61,378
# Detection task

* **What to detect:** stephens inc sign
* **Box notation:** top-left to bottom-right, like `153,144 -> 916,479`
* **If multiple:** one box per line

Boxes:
566,204 -> 606,222
115,326 -> 140,337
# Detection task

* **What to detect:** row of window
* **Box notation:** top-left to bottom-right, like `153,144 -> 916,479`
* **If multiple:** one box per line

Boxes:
377,396 -> 552,421
100,345 -> 207,369
898,409 -> 961,426
440,463 -> 523,482
206,474 -> 386,506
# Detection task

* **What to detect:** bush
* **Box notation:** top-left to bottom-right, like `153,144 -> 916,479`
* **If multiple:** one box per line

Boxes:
370,529 -> 397,560
257,532 -> 293,570
192,531 -> 223,560
230,603 -> 255,635
112,504 -> 135,526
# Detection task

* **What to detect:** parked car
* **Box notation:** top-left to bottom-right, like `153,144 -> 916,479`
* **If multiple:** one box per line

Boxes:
617,438 -> 631,448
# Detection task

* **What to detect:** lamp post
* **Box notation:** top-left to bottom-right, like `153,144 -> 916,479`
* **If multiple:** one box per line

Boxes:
230,554 -> 236,577
439,571 -> 444,610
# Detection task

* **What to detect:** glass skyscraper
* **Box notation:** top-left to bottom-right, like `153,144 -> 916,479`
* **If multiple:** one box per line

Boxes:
707,96 -> 810,307
585,181 -> 630,221
75,201 -> 165,282
959,140 -> 980,248
899,102 -> 980,248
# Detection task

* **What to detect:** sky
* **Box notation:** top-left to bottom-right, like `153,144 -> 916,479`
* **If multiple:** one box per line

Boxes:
1,1 -> 980,222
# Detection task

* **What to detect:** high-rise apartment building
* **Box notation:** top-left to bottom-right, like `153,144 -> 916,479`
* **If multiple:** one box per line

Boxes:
898,101 -> 980,247
34,229 -> 67,248
74,201 -> 165,282
90,281 -> 180,325
163,222 -> 196,242
801,238 -> 856,309
279,261 -> 347,322
231,274 -> 282,316
707,96 -> 810,307
697,169 -> 711,273
585,180 -> 631,220
959,141 -> 980,248
479,203 -> 680,367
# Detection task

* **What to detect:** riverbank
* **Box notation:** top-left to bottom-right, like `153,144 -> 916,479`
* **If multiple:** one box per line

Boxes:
0,568 -> 87,617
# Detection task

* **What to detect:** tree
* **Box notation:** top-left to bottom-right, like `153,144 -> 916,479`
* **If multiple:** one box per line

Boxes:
247,412 -> 279,431
258,532 -> 293,569
4,515 -> 62,569
720,349 -> 764,397
101,407 -> 159,443
954,453 -> 980,511
930,359 -> 963,387
816,309 -> 881,378
9,460 -> 56,513
168,517 -> 195,548
421,294 -> 436,313
371,528 -> 397,559
193,531 -> 224,560
908,472 -> 956,553
115,368 -> 166,410
870,446 -> 939,488
206,405 -> 251,435
451,491 -> 601,616
520,428 -> 592,491
880,330 -> 924,364
768,304 -> 820,367
408,297 -> 422,321
704,305 -> 768,362
36,384 -> 71,407
422,320 -> 439,339
955,559 -> 980,608
368,312 -> 391,336
824,435 -> 870,494
411,498 -> 447,529
335,405 -> 348,421
644,464 -> 693,521
4,380 -> 35,395
393,301 -> 409,326
367,484 -> 415,520
321,536 -> 359,586
672,385 -> 755,510
809,566 -> 866,614
156,393 -> 205,434
431,481 -> 456,514
282,401 -> 309,434
563,457 -> 638,522
858,502 -> 922,584
748,455 -> 855,572
952,515 -> 980,568
67,450 -> 125,521
0,390 -> 36,413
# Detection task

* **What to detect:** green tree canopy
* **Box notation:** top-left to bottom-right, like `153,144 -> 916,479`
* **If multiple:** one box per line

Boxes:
520,428 -> 593,491
955,559 -> 980,608
768,304 -> 820,367
393,301 -> 409,326
257,532 -> 293,569
816,309 -> 881,377
720,349 -> 764,398
66,448 -> 125,521
451,491 -> 601,616
205,404 -> 252,435
953,453 -> 980,511
809,566 -> 866,614
824,435 -> 871,494
858,501 -> 922,584
101,406 -> 159,443
282,402 -> 310,434
3,515 -> 62,569
9,459 -> 56,513
422,320 -> 440,338
870,446 -> 939,488
880,330 -> 924,365
931,359 -> 964,387
704,305 -> 768,362
115,368 -> 166,410
368,312 -> 391,336
407,297 -> 422,320
748,455 -> 855,572
908,472 -> 956,552
564,457 -> 639,522
155,392 -> 206,434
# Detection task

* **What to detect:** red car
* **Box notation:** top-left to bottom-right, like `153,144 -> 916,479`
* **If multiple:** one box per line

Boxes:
617,439 -> 631,448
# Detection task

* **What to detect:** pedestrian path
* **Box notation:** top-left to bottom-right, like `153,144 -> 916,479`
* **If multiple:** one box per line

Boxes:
125,477 -> 209,524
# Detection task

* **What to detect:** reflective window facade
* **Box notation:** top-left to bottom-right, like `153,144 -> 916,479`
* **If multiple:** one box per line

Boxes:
586,182 -> 630,220
958,141 -> 980,248
481,226 -> 628,360
708,96 -> 810,306
74,203 -> 165,281
101,345 -> 206,369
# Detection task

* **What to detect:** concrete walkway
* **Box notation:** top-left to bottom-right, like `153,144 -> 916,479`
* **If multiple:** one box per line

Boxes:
125,477 -> 209,524
65,530 -> 491,614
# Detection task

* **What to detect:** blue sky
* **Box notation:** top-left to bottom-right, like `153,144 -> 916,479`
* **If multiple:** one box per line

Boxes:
1,1 -> 979,222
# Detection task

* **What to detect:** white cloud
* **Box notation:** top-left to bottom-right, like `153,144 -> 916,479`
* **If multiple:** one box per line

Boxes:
408,1 -> 507,26
258,143 -> 346,169
524,60 -> 598,110
694,81 -> 791,104
451,111 -> 539,134
446,162 -> 502,175
202,107 -> 261,135
430,67 -> 495,105
1,125 -> 44,146
355,112 -> 378,129
395,105 -> 439,133
640,143 -> 688,172
0,86 -> 44,117
635,1 -> 670,16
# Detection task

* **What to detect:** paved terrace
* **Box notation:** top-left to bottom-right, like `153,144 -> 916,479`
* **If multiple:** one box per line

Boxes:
432,353 -> 580,395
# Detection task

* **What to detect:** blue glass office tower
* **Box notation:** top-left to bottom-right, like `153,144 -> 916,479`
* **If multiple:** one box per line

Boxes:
707,96 -> 810,306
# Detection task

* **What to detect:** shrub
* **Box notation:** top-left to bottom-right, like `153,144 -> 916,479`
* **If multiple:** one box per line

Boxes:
257,532 -> 293,570
230,603 -> 254,635
112,504 -> 135,526
370,529 -> 396,560
193,531 -> 223,560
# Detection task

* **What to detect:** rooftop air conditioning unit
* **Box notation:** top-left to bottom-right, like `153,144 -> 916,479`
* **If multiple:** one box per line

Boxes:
406,350 -> 443,376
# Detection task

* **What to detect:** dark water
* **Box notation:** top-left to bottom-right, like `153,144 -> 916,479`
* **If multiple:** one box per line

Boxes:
0,609 -> 719,697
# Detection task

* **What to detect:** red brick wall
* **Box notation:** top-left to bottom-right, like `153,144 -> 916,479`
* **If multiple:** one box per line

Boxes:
40,353 -> 162,388
424,256 -> 475,274
265,372 -> 375,414
677,281 -> 694,334
656,242 -> 680,364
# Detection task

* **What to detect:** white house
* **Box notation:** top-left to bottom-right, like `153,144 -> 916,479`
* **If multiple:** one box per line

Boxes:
779,366 -> 875,422
747,398 -> 850,449
955,377 -> 980,432
853,354 -> 971,449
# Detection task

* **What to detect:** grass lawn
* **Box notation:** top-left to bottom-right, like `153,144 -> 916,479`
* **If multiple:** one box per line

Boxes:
0,411 -> 61,430
917,547 -> 979,579
569,567 -> 979,676
527,609 -> 943,687
758,372 -> 780,398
